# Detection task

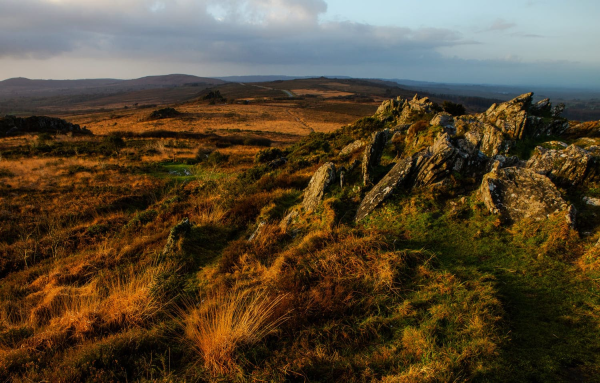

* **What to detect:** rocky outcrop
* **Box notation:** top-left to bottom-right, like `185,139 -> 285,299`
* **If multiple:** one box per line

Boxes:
355,157 -> 413,221
479,93 -> 532,140
339,140 -> 365,156
303,163 -> 336,212
478,167 -> 570,222
376,95 -> 437,125
362,130 -> 388,185
1,115 -> 91,136
526,145 -> 594,186
411,133 -> 487,187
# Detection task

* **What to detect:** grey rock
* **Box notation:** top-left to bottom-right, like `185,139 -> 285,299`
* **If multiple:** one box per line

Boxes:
362,130 -> 388,185
339,140 -> 365,156
249,221 -> 266,241
430,113 -> 454,127
412,133 -> 487,187
279,210 -> 299,232
526,144 -> 594,186
583,196 -> 600,207
478,167 -> 569,222
355,157 -> 414,221
163,218 -> 191,255
303,162 -> 336,212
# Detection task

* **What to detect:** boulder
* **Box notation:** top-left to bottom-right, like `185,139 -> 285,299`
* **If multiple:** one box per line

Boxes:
355,157 -> 413,221
430,113 -> 454,127
339,140 -> 365,156
303,163 -> 336,212
478,167 -> 569,222
526,144 -> 594,186
362,130 -> 389,185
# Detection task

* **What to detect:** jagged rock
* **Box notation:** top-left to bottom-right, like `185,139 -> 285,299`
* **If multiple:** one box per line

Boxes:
163,218 -> 191,255
526,145 -> 594,186
375,95 -> 436,125
355,157 -> 413,221
583,196 -> 600,207
375,97 -> 405,120
530,98 -> 552,114
552,103 -> 566,118
339,140 -> 365,156
303,163 -> 336,212
480,93 -> 532,140
0,115 -> 91,136
249,221 -> 266,241
362,130 -> 388,185
412,133 -> 487,187
478,167 -> 569,222
430,113 -> 454,127
565,121 -> 600,137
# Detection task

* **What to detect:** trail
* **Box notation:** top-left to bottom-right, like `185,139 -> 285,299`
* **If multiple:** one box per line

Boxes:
238,83 -> 295,98
286,110 -> 314,133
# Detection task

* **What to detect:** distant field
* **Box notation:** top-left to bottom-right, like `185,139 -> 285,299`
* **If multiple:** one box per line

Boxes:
63,99 -> 379,137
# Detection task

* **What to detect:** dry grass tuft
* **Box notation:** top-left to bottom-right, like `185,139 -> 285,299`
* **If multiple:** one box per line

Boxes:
183,288 -> 288,375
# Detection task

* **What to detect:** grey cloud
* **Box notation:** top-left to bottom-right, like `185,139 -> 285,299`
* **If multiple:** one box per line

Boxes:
488,19 -> 517,31
0,0 -> 465,66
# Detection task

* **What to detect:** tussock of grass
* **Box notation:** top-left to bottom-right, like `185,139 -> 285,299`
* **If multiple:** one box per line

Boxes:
183,288 -> 288,375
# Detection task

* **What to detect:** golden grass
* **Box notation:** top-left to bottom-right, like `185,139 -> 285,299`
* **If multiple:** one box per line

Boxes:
183,288 -> 289,375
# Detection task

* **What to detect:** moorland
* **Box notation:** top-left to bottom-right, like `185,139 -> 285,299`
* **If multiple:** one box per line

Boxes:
1,77 -> 600,382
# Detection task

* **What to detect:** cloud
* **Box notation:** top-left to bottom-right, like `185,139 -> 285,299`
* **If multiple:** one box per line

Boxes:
0,0 -> 465,66
487,19 -> 517,32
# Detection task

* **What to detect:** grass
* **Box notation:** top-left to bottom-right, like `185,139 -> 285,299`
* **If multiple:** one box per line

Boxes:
363,194 -> 600,381
2,91 -> 600,381
183,288 -> 289,375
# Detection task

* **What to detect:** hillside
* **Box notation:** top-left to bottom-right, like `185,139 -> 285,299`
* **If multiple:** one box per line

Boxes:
1,93 -> 600,381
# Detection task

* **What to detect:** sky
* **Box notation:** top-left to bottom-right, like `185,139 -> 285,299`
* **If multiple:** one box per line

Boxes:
0,0 -> 599,87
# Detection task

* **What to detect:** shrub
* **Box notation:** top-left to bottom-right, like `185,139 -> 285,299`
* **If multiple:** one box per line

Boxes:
255,148 -> 284,164
442,101 -> 466,116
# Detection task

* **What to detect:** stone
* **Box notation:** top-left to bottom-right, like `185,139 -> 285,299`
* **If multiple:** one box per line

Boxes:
583,196 -> 600,207
303,163 -> 336,212
163,218 -> 191,255
375,95 -> 437,125
355,157 -> 414,221
530,98 -> 552,115
249,221 -> 266,241
339,140 -> 365,156
411,133 -> 487,187
362,130 -> 388,185
526,144 -> 594,186
480,93 -> 533,140
552,103 -> 566,118
430,113 -> 454,127
478,167 -> 569,222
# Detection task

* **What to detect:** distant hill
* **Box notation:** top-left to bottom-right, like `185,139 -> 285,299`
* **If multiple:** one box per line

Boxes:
216,75 -> 352,83
0,74 -> 226,99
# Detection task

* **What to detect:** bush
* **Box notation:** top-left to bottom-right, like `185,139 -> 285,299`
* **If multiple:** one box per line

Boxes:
148,108 -> 181,120
255,148 -> 284,163
442,101 -> 466,116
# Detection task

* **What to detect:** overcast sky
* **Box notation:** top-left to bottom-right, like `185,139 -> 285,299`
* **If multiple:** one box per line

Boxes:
0,0 -> 599,87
